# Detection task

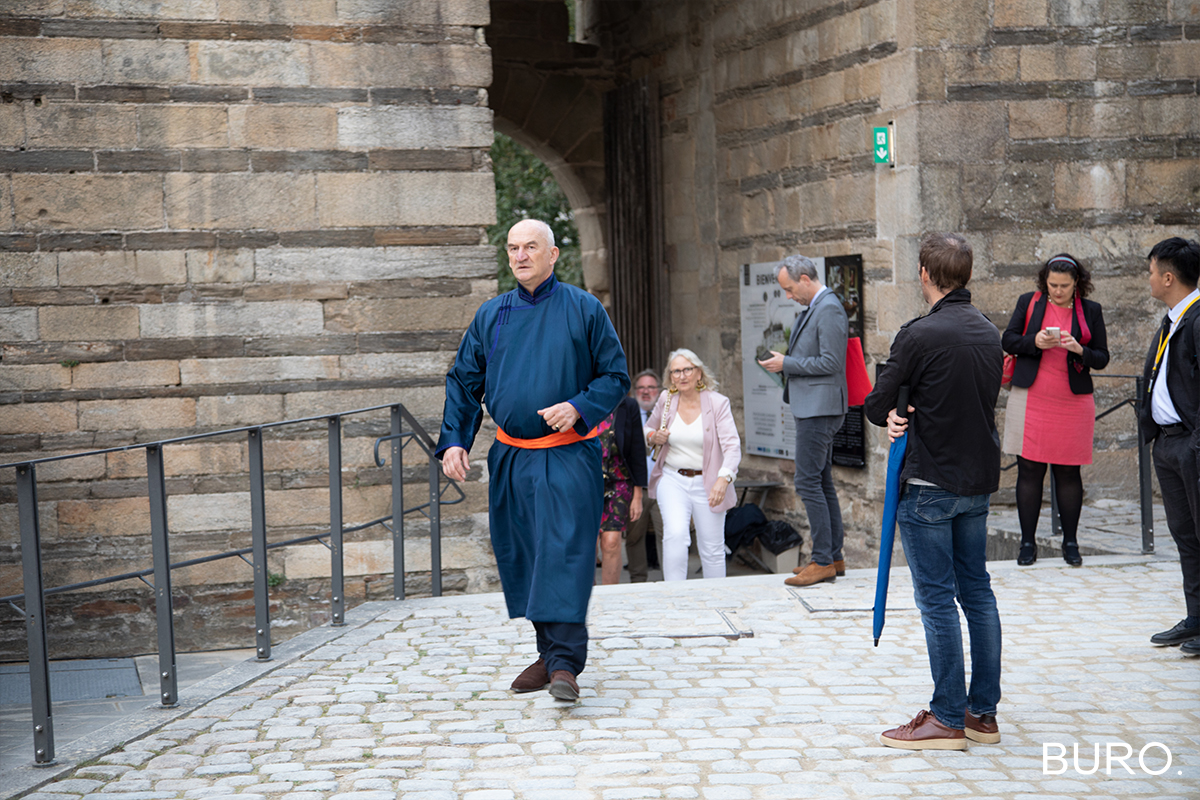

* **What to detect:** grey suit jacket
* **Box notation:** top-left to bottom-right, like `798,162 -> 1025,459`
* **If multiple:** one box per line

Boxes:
781,287 -> 849,419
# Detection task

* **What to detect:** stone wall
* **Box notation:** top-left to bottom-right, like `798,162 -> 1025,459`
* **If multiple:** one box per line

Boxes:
0,0 -> 500,660
607,0 -> 1199,563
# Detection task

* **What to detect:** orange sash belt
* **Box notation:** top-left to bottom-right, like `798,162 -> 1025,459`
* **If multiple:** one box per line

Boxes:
496,425 -> 600,449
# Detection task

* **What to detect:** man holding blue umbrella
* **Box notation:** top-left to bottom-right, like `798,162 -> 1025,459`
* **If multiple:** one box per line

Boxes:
864,233 -> 1004,750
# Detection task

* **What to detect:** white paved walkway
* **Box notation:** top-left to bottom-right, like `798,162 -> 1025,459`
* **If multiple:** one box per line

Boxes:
6,554 -> 1197,800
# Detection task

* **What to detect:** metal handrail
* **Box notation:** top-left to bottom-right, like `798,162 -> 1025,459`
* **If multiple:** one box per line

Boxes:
3,401 -> 461,767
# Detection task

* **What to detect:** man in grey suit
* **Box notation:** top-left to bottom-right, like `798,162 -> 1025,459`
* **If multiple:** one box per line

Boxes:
758,255 -> 849,586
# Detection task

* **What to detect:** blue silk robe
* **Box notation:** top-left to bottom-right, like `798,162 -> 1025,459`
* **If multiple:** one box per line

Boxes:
436,274 -> 630,623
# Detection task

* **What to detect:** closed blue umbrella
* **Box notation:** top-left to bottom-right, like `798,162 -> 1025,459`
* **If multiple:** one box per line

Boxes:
873,385 -> 910,646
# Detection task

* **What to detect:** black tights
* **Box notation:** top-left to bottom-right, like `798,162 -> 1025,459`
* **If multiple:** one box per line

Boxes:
1016,457 -> 1083,545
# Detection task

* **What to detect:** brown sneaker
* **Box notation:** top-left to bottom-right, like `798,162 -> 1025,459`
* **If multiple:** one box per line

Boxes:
784,562 -> 837,587
965,710 -> 1000,744
549,669 -> 579,701
510,657 -> 549,693
880,709 -> 967,750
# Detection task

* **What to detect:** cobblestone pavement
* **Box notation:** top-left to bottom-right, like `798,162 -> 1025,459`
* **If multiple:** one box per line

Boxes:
7,553 -> 1198,800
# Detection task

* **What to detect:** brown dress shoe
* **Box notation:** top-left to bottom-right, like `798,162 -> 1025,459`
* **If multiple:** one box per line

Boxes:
792,559 -> 846,576
880,709 -> 967,750
784,562 -> 837,587
549,669 -> 579,701
965,710 -> 1000,743
510,657 -> 549,693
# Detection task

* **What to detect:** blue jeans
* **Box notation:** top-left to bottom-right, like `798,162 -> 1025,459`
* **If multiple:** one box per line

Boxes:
898,484 -> 1002,730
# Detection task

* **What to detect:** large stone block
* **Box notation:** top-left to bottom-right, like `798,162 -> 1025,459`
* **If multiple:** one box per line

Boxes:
138,106 -> 229,149
180,355 -> 339,385
13,174 -> 163,231
218,0 -> 336,23
1054,162 -> 1127,210
1019,44 -> 1097,82
323,296 -> 484,334
26,104 -> 137,148
168,492 -> 251,533
311,42 -> 490,88
195,42 -> 312,86
1128,159 -> 1200,207
283,386 -> 445,420
165,173 -> 317,230
316,172 -> 495,228
57,496 -> 151,538
337,106 -> 492,149
186,249 -> 255,284
0,104 -> 24,147
0,307 -> 39,341
40,305 -> 140,340
72,360 -> 181,389
1008,99 -> 1068,139
245,106 -> 338,150
335,0 -> 489,25
63,1 -> 218,19
0,451 -> 102,484
995,0 -> 1049,26
262,438 -> 326,471
58,250 -> 187,286
0,363 -> 72,391
101,40 -> 190,84
917,102 -> 1007,162
254,245 -> 496,283
78,397 -> 196,431
0,38 -> 102,84
339,352 -> 457,381
139,301 -> 325,338
196,393 -> 284,426
107,440 -> 245,478
0,401 -> 77,434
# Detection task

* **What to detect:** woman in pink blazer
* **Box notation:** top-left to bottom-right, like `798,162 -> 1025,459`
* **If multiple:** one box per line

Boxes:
645,348 -> 742,581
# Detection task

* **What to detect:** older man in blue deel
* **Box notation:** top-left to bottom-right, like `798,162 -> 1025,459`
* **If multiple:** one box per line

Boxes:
437,219 -> 629,701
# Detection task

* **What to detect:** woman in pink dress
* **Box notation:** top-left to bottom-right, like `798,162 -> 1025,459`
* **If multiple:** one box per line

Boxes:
1002,254 -> 1109,567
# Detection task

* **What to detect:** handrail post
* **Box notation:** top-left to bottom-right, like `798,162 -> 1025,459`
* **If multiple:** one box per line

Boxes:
17,463 -> 55,766
146,445 -> 178,707
329,416 -> 346,625
1136,376 -> 1155,553
391,405 -> 405,600
429,445 -> 442,597
248,429 -> 271,660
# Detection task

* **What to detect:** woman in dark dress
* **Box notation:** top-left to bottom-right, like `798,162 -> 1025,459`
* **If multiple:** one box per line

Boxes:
596,395 -> 647,585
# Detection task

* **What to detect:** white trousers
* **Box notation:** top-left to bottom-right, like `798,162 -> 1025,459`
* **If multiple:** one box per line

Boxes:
656,468 -> 727,581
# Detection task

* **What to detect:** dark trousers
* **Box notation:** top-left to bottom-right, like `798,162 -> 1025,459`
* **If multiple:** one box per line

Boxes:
1152,431 -> 1200,617
793,413 -> 846,566
534,621 -> 588,676
624,497 -> 663,583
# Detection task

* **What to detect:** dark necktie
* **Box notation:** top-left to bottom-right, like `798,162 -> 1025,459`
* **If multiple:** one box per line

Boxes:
1150,313 -> 1173,388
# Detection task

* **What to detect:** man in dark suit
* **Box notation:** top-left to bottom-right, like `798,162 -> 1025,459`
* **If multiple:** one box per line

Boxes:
759,254 -> 849,586
1140,237 -> 1200,656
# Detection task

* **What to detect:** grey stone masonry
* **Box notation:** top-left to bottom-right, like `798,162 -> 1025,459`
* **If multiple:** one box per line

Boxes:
0,0 -> 496,659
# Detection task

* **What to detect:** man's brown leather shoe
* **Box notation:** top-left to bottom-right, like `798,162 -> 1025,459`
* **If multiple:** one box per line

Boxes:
880,709 -> 967,750
965,710 -> 1000,743
549,669 -> 579,701
510,657 -> 549,693
793,559 -> 845,576
784,562 -> 837,586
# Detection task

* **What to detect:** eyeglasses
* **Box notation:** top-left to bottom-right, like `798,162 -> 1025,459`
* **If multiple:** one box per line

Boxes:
669,367 -> 696,378
635,384 -> 660,392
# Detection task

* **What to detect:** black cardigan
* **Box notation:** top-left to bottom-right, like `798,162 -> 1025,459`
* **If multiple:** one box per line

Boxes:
1002,292 -> 1109,395
610,396 -> 648,488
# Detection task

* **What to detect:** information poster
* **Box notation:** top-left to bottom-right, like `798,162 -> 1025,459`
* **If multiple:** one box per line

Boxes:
739,256 -> 866,467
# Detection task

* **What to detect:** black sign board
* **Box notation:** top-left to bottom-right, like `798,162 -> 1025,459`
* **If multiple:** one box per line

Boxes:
828,255 -> 866,468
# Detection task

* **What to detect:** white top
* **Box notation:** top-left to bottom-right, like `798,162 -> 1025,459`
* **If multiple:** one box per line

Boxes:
1152,287 -> 1200,426
664,413 -> 704,471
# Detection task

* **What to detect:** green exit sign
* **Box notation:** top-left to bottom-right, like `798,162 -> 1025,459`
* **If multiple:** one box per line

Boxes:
873,125 -> 894,165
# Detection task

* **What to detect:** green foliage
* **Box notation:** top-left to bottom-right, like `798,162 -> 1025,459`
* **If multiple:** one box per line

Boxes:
60,359 -> 80,369
488,132 -> 583,292
267,571 -> 286,588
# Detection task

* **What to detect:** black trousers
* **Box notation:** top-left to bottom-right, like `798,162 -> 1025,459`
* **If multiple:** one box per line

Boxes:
1152,431 -> 1200,618
534,621 -> 588,675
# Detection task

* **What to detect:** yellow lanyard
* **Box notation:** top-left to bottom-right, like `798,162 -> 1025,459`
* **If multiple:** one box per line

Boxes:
1153,295 -> 1200,377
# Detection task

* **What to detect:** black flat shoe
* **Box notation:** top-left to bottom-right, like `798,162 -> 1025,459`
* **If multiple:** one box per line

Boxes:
1062,541 -> 1082,567
1150,619 -> 1200,646
1017,542 -> 1037,566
